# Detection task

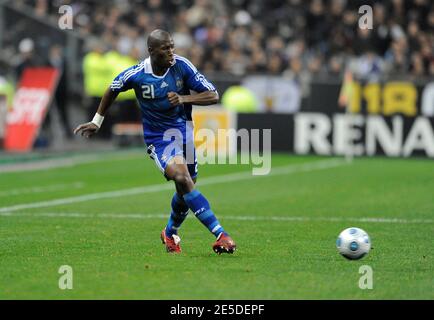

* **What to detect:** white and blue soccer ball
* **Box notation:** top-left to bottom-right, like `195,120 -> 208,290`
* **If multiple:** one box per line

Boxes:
336,227 -> 371,260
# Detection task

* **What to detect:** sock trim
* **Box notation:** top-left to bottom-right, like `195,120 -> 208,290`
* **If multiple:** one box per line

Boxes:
211,224 -> 222,234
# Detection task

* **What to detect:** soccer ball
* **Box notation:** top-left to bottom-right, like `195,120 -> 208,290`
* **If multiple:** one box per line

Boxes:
336,227 -> 371,260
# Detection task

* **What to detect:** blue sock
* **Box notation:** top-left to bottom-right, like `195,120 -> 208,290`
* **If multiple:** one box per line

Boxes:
183,190 -> 225,238
165,193 -> 189,237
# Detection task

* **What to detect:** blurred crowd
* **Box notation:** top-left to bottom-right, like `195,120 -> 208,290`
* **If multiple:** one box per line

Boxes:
1,0 -> 434,146
12,0 -> 434,81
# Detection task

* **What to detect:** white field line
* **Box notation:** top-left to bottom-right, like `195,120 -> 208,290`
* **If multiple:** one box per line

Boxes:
0,211 -> 432,224
0,155 -> 105,173
0,151 -> 144,174
0,159 -> 345,214
0,182 -> 85,197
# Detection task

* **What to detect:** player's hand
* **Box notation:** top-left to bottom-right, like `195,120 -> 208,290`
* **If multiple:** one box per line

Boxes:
167,92 -> 184,106
73,122 -> 99,138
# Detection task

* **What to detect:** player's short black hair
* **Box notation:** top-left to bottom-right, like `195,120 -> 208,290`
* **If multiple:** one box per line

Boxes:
147,29 -> 172,49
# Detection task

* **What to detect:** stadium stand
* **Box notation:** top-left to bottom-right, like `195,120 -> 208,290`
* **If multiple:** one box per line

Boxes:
0,0 -> 433,148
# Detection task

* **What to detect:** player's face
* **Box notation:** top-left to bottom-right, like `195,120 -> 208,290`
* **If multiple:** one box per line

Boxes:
152,39 -> 175,68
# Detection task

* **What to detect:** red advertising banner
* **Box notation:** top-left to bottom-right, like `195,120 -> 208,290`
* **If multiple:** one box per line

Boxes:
4,68 -> 59,152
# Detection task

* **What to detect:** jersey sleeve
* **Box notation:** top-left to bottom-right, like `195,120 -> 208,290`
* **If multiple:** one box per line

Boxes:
177,56 -> 217,93
110,62 -> 144,93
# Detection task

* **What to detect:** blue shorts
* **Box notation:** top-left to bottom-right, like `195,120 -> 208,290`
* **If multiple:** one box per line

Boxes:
146,139 -> 198,180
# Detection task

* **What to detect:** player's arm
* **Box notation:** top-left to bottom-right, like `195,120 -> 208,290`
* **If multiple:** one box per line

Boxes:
168,57 -> 219,107
73,88 -> 119,138
167,90 -> 218,106
74,62 -> 140,138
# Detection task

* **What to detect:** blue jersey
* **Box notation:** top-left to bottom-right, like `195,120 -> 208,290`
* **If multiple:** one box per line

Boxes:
110,54 -> 217,144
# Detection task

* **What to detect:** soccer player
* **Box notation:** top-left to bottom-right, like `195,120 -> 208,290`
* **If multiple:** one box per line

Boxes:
74,29 -> 236,255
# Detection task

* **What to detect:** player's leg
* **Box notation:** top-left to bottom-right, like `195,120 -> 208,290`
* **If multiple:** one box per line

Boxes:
161,177 -> 197,250
165,156 -> 236,254
187,160 -> 236,255
166,156 -> 224,235
147,143 -> 186,253
164,183 -> 189,238
163,146 -> 197,238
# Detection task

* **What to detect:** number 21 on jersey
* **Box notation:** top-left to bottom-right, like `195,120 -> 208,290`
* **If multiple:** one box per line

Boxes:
142,84 -> 155,99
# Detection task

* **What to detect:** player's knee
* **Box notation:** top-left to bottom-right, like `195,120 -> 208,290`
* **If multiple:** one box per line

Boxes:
173,172 -> 194,190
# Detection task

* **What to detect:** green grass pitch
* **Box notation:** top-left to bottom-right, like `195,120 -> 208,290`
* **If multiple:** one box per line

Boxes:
0,150 -> 433,299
